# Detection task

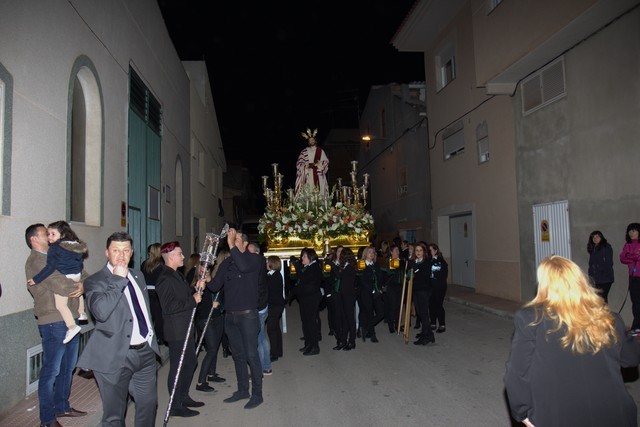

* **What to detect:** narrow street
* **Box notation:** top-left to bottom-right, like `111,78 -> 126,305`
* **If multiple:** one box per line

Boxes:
129,301 -> 640,427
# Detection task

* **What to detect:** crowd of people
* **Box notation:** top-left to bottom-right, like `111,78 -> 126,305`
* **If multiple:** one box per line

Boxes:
23,220 -> 640,426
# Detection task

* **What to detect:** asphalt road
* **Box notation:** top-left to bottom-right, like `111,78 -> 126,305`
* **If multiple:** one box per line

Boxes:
127,301 -> 640,427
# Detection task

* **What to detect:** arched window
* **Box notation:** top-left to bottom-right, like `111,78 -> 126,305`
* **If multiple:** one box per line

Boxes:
0,62 -> 12,216
175,156 -> 183,236
68,56 -> 103,225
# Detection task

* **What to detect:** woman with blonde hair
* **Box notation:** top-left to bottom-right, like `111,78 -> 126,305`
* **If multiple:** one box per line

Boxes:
505,256 -> 639,427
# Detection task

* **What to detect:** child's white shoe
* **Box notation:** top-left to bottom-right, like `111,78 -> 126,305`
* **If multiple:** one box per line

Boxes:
63,325 -> 82,344
78,312 -> 88,321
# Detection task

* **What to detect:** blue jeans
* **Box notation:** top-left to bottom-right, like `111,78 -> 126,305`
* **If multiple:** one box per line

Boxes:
257,306 -> 271,371
38,321 -> 79,424
224,310 -> 262,396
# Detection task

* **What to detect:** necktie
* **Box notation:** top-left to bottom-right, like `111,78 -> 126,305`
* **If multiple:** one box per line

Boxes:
127,280 -> 149,338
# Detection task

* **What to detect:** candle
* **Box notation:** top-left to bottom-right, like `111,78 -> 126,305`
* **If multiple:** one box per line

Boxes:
350,171 -> 356,184
288,188 -> 294,201
271,163 -> 278,176
351,160 -> 358,172
337,177 -> 342,188
363,173 -> 369,188
262,176 -> 269,190
277,173 -> 283,187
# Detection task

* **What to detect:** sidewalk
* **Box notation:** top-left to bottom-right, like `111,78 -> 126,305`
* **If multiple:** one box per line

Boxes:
0,286 -> 521,427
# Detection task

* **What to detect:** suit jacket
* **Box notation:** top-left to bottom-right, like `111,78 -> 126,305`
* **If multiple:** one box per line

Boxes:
155,266 -> 196,342
77,265 -> 160,374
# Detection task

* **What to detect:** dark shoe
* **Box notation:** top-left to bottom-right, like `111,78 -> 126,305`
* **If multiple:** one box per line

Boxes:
303,345 -> 320,356
207,374 -> 226,383
414,335 -> 435,346
414,323 -> 421,330
195,382 -> 216,392
170,406 -> 199,417
343,343 -> 355,351
244,395 -> 264,409
56,407 -> 87,417
263,369 -> 273,376
299,345 -> 310,352
436,326 -> 446,333
222,348 -> 231,358
430,324 -> 437,331
416,333 -> 423,339
332,343 -> 346,350
356,328 -> 361,338
223,391 -> 250,403
388,324 -> 396,333
40,422 -> 62,427
370,335 -> 379,343
182,397 -> 205,408
77,369 -> 94,379
270,356 -> 279,362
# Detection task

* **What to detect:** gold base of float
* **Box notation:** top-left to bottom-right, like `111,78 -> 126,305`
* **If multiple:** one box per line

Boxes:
264,231 -> 370,258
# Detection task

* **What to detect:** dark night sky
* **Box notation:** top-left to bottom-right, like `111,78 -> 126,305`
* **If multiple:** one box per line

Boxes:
157,0 -> 425,182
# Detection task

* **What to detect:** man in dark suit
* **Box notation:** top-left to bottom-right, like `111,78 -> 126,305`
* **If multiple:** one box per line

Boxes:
77,232 -> 160,427
156,241 -> 204,417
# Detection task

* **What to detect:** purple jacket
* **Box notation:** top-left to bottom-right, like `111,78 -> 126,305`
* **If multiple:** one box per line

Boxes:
620,240 -> 640,278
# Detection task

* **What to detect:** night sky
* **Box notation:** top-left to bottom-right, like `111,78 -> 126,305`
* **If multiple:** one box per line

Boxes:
157,0 -> 425,183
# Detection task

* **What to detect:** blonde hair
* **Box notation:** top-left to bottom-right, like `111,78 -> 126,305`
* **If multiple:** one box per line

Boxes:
526,256 -> 617,354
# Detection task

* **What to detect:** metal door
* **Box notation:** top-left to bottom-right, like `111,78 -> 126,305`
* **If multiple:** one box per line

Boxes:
533,200 -> 571,267
450,214 -> 475,288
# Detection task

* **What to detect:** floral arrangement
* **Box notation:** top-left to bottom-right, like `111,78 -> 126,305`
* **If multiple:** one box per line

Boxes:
258,201 -> 375,241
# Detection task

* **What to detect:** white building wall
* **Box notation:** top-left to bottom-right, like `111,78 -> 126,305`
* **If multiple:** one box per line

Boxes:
0,0 -> 193,412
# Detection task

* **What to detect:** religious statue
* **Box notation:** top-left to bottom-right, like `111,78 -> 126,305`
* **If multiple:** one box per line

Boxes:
294,128 -> 329,196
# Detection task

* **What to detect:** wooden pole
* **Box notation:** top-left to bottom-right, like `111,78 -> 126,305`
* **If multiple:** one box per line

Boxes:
397,260 -> 408,335
402,273 -> 414,345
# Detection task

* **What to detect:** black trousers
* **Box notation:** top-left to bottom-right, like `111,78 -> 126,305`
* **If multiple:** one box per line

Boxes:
385,285 -> 402,329
337,292 -> 357,345
630,277 -> 640,330
266,304 -> 284,358
167,335 -> 197,408
196,315 -> 223,384
298,292 -> 322,347
413,290 -> 434,340
429,284 -> 447,327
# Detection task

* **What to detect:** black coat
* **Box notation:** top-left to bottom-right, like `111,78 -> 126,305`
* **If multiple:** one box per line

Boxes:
588,243 -> 614,284
156,266 -> 196,342
292,260 -> 323,298
505,307 -> 639,426
410,259 -> 431,293
430,256 -> 448,289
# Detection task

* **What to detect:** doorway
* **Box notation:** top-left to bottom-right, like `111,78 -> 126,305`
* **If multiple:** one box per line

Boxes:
450,214 -> 475,288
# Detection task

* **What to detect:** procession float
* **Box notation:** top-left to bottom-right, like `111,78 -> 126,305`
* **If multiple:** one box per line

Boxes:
259,128 -> 375,258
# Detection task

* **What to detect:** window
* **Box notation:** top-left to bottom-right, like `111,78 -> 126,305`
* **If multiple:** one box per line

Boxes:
476,121 -> 489,164
443,120 -> 464,160
0,62 -> 13,216
435,39 -> 457,91
398,165 -> 408,197
69,58 -> 103,226
148,186 -> 160,220
198,148 -> 205,185
522,57 -> 566,115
